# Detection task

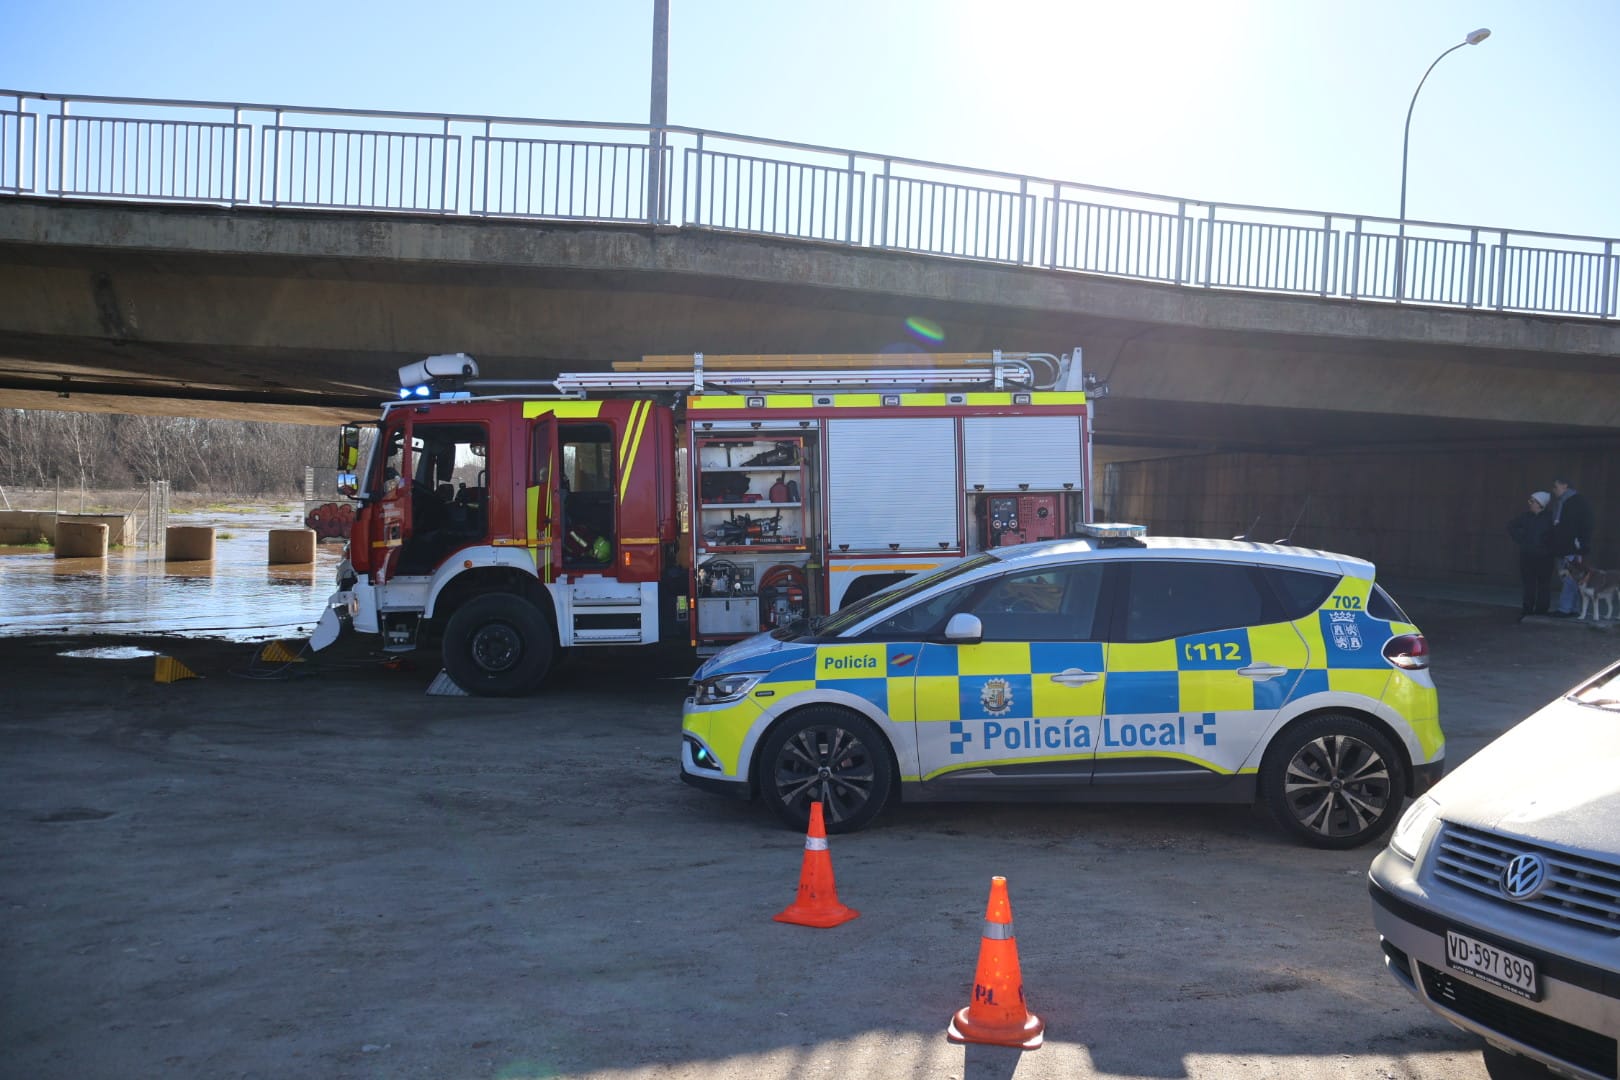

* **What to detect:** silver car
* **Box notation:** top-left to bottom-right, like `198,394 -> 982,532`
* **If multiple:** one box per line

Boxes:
1369,659 -> 1620,1080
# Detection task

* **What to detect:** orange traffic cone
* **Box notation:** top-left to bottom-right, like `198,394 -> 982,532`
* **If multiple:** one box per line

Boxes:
773,802 -> 859,928
947,875 -> 1044,1049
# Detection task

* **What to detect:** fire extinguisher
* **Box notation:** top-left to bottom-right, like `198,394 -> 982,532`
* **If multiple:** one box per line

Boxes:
758,564 -> 808,631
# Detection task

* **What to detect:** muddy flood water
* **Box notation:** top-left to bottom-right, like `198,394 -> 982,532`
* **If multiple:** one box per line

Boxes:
0,509 -> 345,640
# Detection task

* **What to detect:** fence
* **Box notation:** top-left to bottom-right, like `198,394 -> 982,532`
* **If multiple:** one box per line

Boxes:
3,89 -> 1614,320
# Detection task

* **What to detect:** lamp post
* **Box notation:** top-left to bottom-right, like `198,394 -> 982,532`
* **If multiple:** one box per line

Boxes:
647,0 -> 670,225
1396,27 -> 1490,301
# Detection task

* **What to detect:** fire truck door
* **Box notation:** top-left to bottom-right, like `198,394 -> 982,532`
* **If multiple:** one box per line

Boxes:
374,415 -> 414,583
529,416 -> 562,583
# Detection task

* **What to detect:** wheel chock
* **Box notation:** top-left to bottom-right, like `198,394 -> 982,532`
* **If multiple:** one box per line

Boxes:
153,655 -> 201,684
257,640 -> 305,664
427,670 -> 469,696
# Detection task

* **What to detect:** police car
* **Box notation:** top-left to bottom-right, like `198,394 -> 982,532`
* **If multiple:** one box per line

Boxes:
680,527 -> 1444,848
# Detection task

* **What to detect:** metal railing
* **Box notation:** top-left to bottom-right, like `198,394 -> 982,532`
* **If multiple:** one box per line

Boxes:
3,89 -> 1615,320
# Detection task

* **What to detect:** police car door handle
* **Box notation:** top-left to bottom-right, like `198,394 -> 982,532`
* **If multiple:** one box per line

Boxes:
1050,668 -> 1100,686
1237,663 -> 1288,680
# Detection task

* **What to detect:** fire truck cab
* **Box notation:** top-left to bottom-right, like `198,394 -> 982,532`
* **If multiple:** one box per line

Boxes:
316,350 -> 1094,697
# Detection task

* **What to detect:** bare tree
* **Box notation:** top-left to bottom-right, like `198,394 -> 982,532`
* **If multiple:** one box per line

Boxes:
1,409 -> 334,496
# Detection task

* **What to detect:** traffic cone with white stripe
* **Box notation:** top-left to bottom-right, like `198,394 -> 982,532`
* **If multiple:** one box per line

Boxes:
947,875 -> 1044,1049
773,801 -> 859,928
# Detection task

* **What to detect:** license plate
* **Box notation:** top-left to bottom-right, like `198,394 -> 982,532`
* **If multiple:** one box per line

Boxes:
1445,930 -> 1539,999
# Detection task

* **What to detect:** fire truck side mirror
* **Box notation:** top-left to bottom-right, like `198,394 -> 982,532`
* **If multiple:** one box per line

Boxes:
339,424 -> 361,470
337,424 -> 362,496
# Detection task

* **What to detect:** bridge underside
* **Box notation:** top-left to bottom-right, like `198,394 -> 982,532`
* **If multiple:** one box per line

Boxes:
3,199 -> 1617,442
1,199 -> 1616,582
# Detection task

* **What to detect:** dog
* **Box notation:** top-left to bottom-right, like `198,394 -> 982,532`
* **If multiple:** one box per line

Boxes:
1561,559 -> 1620,621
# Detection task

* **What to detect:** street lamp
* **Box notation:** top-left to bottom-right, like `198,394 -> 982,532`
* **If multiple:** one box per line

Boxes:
1396,27 -> 1490,301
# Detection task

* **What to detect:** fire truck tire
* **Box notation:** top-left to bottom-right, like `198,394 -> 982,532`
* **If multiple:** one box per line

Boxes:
441,594 -> 555,697
758,707 -> 893,834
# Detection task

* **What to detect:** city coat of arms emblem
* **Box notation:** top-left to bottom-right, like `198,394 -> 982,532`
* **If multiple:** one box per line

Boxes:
980,677 -> 1014,716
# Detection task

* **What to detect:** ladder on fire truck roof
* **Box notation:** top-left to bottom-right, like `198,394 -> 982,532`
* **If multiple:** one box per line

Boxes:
547,350 -> 1080,395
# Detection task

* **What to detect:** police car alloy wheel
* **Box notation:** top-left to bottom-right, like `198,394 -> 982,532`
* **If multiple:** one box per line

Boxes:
759,707 -> 894,834
1261,712 -> 1406,850
442,593 -> 555,697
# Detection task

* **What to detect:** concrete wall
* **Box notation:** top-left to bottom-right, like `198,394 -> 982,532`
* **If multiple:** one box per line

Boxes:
0,511 -> 137,546
1107,447 -> 1619,585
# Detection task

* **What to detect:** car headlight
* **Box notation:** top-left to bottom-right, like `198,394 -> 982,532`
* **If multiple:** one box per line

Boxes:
1389,795 -> 1441,861
691,671 -> 765,706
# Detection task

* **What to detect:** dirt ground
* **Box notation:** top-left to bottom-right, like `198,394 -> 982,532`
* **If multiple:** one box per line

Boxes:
1,599 -> 1615,1080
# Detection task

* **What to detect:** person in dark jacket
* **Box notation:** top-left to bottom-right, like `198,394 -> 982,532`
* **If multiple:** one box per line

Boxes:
1508,491 -> 1555,619
1549,476 -> 1596,617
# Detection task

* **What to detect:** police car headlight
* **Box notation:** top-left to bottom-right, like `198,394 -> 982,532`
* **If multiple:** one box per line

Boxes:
1389,795 -> 1441,861
692,671 -> 765,706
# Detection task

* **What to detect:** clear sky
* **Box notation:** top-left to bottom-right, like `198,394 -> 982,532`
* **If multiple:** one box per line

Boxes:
4,0 -> 1618,240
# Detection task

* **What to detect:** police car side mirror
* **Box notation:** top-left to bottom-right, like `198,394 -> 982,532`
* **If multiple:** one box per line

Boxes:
944,613 -> 983,644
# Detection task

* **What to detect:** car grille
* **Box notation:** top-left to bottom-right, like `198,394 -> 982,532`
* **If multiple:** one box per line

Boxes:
1434,823 -> 1620,936
1418,963 -> 1617,1079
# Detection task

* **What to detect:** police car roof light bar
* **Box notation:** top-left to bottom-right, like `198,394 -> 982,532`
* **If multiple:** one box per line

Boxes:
1078,523 -> 1147,539
1077,522 -> 1148,548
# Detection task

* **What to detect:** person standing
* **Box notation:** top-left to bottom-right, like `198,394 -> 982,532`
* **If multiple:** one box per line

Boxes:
1507,491 -> 1554,619
1548,475 -> 1595,618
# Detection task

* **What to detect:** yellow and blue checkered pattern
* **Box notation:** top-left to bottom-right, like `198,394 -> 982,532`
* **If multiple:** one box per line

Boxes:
682,574 -> 1443,784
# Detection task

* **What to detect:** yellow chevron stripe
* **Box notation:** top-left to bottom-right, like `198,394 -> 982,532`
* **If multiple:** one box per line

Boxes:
620,400 -> 651,502
616,401 -> 639,475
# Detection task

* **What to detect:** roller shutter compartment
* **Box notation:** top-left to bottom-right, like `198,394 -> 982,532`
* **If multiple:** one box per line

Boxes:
963,416 -> 1083,491
827,418 -> 959,551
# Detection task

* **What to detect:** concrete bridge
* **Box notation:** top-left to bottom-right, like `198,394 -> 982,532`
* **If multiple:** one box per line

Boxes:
1,90 -> 1616,585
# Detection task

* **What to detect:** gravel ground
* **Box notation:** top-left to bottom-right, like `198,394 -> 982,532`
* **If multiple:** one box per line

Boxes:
1,598 -> 1614,1080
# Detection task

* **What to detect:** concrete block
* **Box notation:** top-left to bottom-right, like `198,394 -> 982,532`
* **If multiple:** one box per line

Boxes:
267,528 -> 317,565
166,525 -> 215,561
59,513 -> 138,546
55,521 -> 108,558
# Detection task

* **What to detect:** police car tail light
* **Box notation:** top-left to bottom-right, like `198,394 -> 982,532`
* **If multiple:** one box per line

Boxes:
1383,633 -> 1429,671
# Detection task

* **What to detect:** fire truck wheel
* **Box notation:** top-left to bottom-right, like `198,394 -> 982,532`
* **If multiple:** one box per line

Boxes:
758,707 -> 893,834
441,594 -> 554,697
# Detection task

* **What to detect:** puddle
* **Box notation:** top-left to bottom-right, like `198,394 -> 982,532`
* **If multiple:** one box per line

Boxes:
0,509 -> 345,641
58,646 -> 159,659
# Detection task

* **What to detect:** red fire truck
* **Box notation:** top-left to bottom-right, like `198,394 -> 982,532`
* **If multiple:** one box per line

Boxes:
312,350 -> 1096,695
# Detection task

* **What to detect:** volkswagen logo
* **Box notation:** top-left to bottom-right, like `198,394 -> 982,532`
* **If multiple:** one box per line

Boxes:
1500,853 -> 1547,901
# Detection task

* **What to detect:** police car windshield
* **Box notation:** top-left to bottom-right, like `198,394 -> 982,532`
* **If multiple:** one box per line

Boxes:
811,554 -> 1000,638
